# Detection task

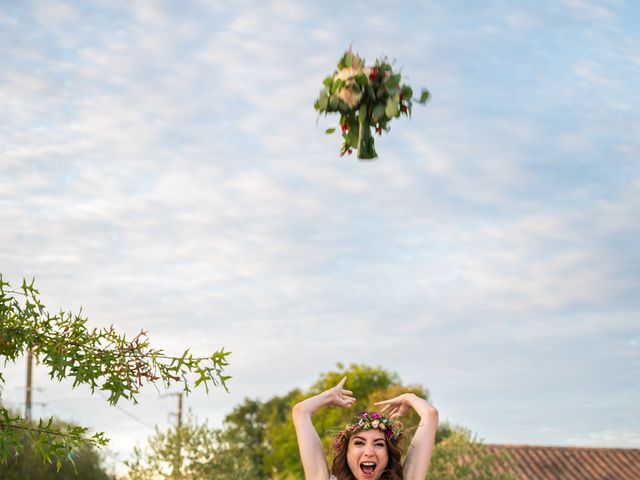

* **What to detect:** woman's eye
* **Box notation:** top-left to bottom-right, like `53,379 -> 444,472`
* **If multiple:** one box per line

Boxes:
374,443 -> 385,447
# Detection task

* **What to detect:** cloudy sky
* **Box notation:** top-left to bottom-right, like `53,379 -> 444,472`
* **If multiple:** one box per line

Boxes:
1,0 -> 639,473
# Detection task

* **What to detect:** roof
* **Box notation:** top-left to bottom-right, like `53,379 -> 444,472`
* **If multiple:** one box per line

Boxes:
484,444 -> 640,480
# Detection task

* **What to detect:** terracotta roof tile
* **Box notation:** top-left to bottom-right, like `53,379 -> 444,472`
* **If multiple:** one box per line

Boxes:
483,445 -> 640,480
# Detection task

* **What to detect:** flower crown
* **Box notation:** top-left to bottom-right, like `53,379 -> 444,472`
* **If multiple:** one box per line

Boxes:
332,411 -> 404,449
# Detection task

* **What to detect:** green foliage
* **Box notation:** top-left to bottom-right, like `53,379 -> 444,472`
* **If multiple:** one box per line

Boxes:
126,414 -> 258,480
427,425 -> 515,480
0,409 -> 114,480
0,274 -> 230,469
314,49 -> 430,160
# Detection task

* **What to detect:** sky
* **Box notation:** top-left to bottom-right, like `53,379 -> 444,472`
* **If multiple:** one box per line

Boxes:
1,0 -> 639,474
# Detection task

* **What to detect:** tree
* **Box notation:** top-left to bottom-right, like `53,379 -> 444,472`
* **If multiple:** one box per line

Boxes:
0,275 -> 230,470
126,363 -> 513,479
427,425 -> 514,480
126,414 -> 258,480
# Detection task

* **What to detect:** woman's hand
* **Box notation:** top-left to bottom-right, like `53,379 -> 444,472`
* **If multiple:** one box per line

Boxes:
374,392 -> 437,419
324,376 -> 356,409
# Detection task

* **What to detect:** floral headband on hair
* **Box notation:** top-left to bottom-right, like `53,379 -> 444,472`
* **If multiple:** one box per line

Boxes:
331,412 -> 404,449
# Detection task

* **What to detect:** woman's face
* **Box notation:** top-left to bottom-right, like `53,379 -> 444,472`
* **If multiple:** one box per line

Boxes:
346,428 -> 389,480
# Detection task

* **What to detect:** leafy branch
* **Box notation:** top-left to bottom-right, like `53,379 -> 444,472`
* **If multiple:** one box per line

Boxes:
0,274 -> 231,468
0,409 -> 107,471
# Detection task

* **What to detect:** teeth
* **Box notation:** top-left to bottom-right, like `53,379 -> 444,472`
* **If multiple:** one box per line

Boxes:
362,462 -> 376,466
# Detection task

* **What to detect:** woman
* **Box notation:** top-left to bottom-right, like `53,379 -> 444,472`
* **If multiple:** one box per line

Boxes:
292,377 -> 438,480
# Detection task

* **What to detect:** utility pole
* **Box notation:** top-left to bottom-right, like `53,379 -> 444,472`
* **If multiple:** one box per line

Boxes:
25,349 -> 33,421
161,391 -> 184,479
162,392 -> 183,479
176,392 -> 183,478
177,392 -> 183,429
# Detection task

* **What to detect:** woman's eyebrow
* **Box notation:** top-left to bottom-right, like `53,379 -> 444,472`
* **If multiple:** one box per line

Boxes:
352,435 -> 386,442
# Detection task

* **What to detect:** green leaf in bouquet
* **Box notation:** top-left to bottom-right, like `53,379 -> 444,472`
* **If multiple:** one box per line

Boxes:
401,85 -> 413,99
366,84 -> 376,100
338,52 -> 346,69
388,73 -> 402,86
331,78 -> 343,94
385,74 -> 401,95
378,63 -> 392,76
356,105 -> 377,160
318,93 -> 329,111
329,94 -> 339,110
323,76 -> 333,87
347,119 -> 359,146
386,85 -> 400,96
348,113 -> 358,130
385,96 -> 399,118
325,127 -> 336,134
354,73 -> 368,87
372,103 -> 386,123
418,88 -> 430,104
338,100 -> 352,113
345,52 -> 353,68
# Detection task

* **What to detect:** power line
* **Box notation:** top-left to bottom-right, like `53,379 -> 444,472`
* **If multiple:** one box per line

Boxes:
96,391 -> 156,429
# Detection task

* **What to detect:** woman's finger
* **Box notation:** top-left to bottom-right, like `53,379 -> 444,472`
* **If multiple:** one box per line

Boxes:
341,389 -> 353,396
374,395 -> 405,406
336,376 -> 347,389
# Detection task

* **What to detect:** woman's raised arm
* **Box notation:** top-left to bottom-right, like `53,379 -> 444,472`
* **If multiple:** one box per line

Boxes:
375,393 -> 438,480
292,377 -> 355,480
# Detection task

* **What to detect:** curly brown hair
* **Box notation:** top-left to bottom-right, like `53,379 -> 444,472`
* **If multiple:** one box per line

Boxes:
330,431 -> 404,480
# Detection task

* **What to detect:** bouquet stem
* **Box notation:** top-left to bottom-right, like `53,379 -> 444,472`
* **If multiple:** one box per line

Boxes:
357,105 -> 377,160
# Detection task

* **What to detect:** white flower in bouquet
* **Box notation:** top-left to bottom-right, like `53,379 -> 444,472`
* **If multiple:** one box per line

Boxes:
334,67 -> 368,109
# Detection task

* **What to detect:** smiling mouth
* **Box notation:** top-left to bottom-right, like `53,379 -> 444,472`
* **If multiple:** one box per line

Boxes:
360,462 -> 377,475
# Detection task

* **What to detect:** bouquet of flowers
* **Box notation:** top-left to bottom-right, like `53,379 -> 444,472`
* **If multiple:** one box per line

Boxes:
314,48 -> 430,160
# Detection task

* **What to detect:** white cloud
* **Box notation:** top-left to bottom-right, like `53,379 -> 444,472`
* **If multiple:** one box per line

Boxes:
559,0 -> 618,23
567,430 -> 640,447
